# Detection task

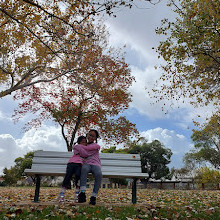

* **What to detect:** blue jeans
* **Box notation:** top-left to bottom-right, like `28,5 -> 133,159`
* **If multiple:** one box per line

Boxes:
80,163 -> 102,197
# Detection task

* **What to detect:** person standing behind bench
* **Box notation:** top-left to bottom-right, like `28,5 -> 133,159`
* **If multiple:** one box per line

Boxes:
78,129 -> 102,205
59,135 -> 100,203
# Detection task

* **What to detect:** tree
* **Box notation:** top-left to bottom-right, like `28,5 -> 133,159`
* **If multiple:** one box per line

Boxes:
183,151 -> 202,170
184,111 -> 220,169
128,140 -> 173,181
13,28 -> 138,151
151,0 -> 220,107
3,151 -> 34,185
14,151 -> 34,177
195,166 -> 220,188
3,167 -> 19,185
0,0 -> 156,98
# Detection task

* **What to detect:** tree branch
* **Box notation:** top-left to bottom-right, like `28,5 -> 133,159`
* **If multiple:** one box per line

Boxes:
22,0 -> 90,37
0,7 -> 63,61
0,68 -> 80,98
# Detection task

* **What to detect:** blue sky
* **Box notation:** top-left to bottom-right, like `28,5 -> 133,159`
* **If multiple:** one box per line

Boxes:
0,0 -> 214,175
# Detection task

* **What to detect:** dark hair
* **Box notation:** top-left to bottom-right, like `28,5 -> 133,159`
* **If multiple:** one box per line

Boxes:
76,136 -> 87,144
89,129 -> 100,143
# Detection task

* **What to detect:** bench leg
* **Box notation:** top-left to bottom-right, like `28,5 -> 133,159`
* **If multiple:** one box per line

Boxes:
132,178 -> 137,204
34,175 -> 41,203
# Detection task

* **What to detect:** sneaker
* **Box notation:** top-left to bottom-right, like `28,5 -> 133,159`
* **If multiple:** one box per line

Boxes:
74,189 -> 80,202
59,192 -> 65,203
89,196 -> 96,205
78,192 -> 86,203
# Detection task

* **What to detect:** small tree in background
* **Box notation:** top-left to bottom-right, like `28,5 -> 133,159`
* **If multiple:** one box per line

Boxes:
195,167 -> 220,189
128,140 -> 173,182
3,167 -> 19,186
3,151 -> 34,186
184,111 -> 220,170
14,151 -> 34,177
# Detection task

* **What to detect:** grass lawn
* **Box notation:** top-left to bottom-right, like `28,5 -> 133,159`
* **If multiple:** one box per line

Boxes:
0,187 -> 219,219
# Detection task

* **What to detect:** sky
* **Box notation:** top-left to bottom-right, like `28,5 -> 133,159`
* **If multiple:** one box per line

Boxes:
0,0 -> 214,175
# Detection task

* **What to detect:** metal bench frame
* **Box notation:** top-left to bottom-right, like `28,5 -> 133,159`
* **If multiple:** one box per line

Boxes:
25,150 -> 148,204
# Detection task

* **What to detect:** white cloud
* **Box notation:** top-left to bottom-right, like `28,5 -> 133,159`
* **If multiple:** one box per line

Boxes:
140,128 -> 194,168
15,125 -> 66,152
0,134 -> 22,175
0,111 -> 5,120
104,3 -> 180,120
0,125 -> 66,175
128,65 -> 168,119
0,106 -> 13,122
106,0 -> 173,55
125,63 -> 216,129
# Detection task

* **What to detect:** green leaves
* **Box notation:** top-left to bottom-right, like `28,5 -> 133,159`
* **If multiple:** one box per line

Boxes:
195,167 -> 220,186
3,151 -> 34,185
128,140 -> 172,181
184,111 -> 220,169
152,0 -> 220,107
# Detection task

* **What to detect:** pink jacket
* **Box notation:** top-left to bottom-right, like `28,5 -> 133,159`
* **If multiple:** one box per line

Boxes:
80,143 -> 101,167
68,143 -> 100,166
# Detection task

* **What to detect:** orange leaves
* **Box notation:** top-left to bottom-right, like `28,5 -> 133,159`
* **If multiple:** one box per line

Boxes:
0,187 -> 220,219
0,0 -> 97,98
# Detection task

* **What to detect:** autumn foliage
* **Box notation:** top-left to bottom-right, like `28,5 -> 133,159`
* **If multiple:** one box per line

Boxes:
0,0 -> 99,97
0,0 -> 155,98
13,30 -> 138,151
196,167 -> 220,187
152,0 -> 220,107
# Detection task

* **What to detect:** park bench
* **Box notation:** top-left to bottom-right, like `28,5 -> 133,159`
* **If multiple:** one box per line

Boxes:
24,150 -> 148,204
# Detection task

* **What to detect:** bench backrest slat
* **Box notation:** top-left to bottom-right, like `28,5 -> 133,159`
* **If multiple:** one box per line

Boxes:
32,157 -> 141,167
34,151 -> 140,160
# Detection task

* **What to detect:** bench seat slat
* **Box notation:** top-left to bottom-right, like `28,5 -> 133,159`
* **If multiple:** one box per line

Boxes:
24,169 -> 148,178
102,172 -> 148,178
29,164 -> 142,173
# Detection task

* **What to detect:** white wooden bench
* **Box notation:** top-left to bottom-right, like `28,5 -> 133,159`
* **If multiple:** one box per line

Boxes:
24,150 -> 148,204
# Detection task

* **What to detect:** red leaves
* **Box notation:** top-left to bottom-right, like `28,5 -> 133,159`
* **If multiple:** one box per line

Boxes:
12,26 -> 137,148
